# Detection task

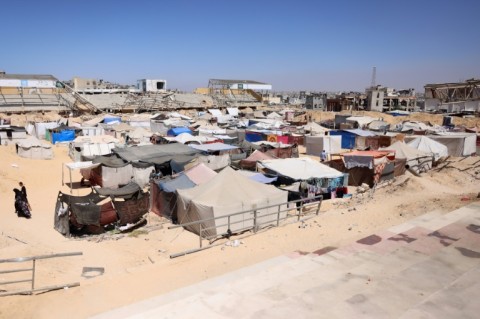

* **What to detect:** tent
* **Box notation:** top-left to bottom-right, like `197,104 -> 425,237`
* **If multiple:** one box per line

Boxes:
239,150 -> 274,170
151,163 -> 217,219
88,156 -> 133,189
302,122 -> 330,134
167,127 -> 192,136
341,150 -> 394,187
329,129 -> 376,149
126,127 -> 152,145
69,135 -> 119,161
304,135 -> 342,157
113,143 -> 200,164
176,167 -> 288,237
16,136 -> 54,160
46,126 -> 77,144
251,141 -> 296,159
346,116 -> 376,128
379,141 -> 433,173
407,136 -> 449,160
237,170 -> 278,184
258,157 -> 344,180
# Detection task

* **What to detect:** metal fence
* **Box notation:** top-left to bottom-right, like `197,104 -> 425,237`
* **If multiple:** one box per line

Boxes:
0,252 -> 82,297
169,196 -> 323,258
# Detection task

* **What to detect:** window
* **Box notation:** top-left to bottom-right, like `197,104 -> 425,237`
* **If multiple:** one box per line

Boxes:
156,81 -> 164,90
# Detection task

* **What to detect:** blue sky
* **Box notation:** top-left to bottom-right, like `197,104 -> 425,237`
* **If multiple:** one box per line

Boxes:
1,0 -> 479,92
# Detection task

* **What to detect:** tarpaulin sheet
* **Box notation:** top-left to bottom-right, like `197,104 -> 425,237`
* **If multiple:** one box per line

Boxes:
113,144 -> 200,164
52,130 -> 75,144
159,174 -> 195,193
94,181 -> 141,197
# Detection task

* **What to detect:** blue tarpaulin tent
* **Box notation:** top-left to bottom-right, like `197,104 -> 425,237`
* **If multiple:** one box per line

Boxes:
51,129 -> 75,144
159,174 -> 195,193
245,130 -> 265,142
329,129 -> 376,149
103,116 -> 121,124
167,127 -> 192,136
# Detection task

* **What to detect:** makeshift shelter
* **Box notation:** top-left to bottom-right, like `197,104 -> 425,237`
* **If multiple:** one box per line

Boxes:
62,161 -> 100,193
341,150 -> 394,187
29,121 -> 58,139
239,150 -> 274,170
368,120 -> 390,132
151,163 -> 218,219
54,184 -> 149,236
406,136 -> 449,160
0,126 -> 27,144
304,135 -> 342,157
69,135 -> 119,161
16,136 -> 54,159
167,127 -> 192,136
251,141 -> 296,159
346,116 -> 376,129
47,126 -> 77,144
190,142 -> 244,170
237,170 -> 278,184
379,141 -> 433,174
428,133 -> 476,157
89,156 -> 133,189
113,143 -> 200,165
126,127 -> 152,145
302,122 -> 330,134
177,167 -> 288,238
257,157 -> 346,200
329,129 -> 376,149
162,133 -> 218,145
355,135 -> 393,151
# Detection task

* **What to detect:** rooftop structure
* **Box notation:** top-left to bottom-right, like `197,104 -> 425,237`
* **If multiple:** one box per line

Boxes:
424,79 -> 480,113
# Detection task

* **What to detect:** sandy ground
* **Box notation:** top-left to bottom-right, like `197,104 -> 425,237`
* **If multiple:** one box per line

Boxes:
0,139 -> 479,318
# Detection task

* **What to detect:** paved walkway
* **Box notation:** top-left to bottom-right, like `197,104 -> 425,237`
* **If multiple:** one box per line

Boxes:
92,202 -> 480,319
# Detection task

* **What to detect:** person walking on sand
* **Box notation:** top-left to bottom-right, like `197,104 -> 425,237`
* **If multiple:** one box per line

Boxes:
320,149 -> 327,162
19,182 -> 32,211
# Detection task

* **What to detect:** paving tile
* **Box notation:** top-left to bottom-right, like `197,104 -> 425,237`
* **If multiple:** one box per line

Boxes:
92,204 -> 480,319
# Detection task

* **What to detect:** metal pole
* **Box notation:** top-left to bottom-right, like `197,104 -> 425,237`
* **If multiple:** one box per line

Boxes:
69,168 -> 73,194
199,225 -> 203,248
298,201 -> 304,221
253,210 -> 257,233
31,259 -> 36,291
316,199 -> 322,215
276,205 -> 281,227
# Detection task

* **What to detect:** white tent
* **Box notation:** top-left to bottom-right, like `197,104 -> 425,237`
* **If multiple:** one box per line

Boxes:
379,141 -> 433,173
346,116 -> 376,128
69,135 -> 118,161
407,136 -> 448,161
305,135 -> 341,157
302,122 -> 330,134
258,157 -> 343,180
16,136 -> 53,160
177,167 -> 288,237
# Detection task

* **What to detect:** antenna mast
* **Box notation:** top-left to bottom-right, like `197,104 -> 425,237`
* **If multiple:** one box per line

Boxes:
371,66 -> 376,87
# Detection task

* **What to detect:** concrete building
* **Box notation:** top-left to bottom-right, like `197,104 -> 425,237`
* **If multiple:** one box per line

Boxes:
424,79 -> 480,113
72,77 -> 131,94
137,79 -> 167,93
305,93 -> 326,110
366,86 -> 416,112
366,85 -> 385,112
